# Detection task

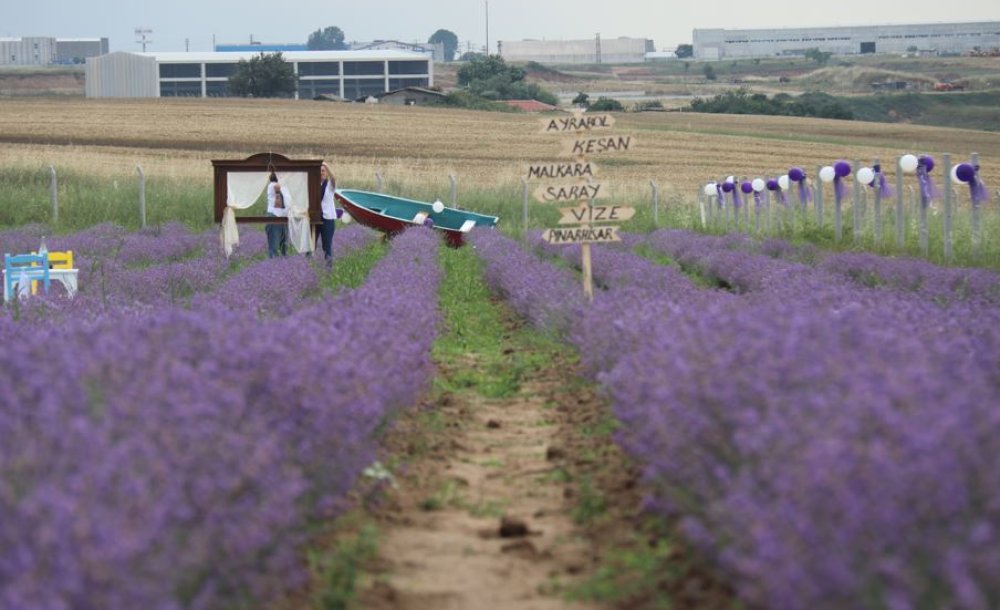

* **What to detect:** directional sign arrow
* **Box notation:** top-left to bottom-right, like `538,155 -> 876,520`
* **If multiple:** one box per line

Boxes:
539,114 -> 616,134
557,204 -> 636,224
524,161 -> 600,181
562,135 -> 635,157
533,182 -> 604,203
543,226 -> 621,244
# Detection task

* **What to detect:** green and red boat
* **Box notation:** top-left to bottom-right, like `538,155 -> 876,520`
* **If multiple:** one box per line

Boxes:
334,189 -> 499,247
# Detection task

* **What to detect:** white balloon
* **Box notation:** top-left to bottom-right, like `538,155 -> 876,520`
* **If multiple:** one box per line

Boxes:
726,175 -> 735,184
856,167 -> 875,185
341,212 -> 353,224
900,154 -> 918,174
704,182 -> 717,196
432,199 -> 445,214
819,166 -> 836,183
950,164 -> 962,184
751,178 -> 766,192
777,175 -> 790,191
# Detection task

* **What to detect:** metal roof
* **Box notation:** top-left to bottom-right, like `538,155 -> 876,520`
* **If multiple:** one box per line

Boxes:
137,50 -> 429,63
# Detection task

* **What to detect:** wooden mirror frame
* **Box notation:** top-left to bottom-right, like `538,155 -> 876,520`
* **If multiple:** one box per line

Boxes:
211,153 -> 324,224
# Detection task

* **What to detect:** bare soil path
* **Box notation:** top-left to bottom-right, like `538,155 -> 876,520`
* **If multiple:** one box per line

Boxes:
357,355 -> 603,610
353,246 -> 613,610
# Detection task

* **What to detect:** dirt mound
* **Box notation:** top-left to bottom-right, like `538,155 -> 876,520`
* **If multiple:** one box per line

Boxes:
797,66 -> 936,91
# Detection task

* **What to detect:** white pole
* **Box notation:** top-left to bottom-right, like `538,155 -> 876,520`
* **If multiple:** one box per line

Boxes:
449,173 -> 457,207
650,180 -> 659,226
375,172 -> 384,193
521,177 -> 528,233
49,166 -> 58,225
136,165 -> 147,228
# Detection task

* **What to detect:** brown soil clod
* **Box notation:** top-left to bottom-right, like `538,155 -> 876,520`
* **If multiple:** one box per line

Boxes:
498,515 -> 530,538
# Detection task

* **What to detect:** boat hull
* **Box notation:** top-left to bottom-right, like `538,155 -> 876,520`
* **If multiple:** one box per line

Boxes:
334,189 -> 498,248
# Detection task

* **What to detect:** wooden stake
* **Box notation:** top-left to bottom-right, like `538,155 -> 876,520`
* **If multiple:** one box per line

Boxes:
581,238 -> 593,302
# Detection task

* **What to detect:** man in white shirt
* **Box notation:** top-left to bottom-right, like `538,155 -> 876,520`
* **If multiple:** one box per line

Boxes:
266,177 -> 289,258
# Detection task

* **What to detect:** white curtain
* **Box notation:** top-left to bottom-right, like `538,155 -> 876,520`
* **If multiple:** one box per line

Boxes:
221,172 -> 270,257
278,172 -> 315,254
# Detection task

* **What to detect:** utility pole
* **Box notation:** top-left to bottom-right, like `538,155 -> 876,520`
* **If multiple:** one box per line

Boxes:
485,0 -> 490,56
135,28 -> 152,52
185,38 -> 190,52
596,32 -> 602,64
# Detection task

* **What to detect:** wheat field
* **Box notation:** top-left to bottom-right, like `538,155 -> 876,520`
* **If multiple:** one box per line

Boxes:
1,97 -> 997,206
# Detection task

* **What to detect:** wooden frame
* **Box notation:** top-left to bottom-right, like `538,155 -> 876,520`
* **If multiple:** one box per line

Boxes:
211,153 -> 324,224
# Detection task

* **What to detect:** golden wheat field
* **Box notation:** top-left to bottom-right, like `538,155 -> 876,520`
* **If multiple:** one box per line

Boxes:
1,97 -> 997,205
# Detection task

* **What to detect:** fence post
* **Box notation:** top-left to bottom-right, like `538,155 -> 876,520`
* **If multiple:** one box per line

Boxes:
814,166 -> 824,229
971,153 -> 982,259
448,173 -> 457,207
521,177 -> 528,233
650,180 -> 659,226
873,158 -> 882,248
136,165 -> 147,228
698,190 -> 707,229
852,158 -> 862,244
375,172 -> 384,193
49,166 -> 58,226
895,157 -> 905,248
942,153 -> 953,262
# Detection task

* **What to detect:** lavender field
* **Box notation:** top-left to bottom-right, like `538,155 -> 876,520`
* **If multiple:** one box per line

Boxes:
1,223 -> 441,609
3,219 -> 1000,609
475,228 -> 1000,610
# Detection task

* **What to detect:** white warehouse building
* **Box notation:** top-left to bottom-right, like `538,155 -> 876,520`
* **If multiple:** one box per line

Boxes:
499,37 -> 654,64
693,21 -> 1000,60
85,50 -> 433,99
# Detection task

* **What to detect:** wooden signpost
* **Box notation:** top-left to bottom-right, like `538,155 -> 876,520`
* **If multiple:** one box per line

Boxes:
527,110 -> 635,300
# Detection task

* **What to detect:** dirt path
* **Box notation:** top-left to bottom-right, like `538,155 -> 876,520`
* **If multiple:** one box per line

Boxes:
355,331 -> 608,610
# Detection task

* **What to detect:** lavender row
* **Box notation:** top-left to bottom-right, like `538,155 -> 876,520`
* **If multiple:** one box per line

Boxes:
468,228 -> 586,334
641,228 -> 1000,305
476,231 -> 1000,609
0,227 -> 439,610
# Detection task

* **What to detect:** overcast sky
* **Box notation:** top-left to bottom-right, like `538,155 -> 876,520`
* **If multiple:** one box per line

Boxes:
7,0 -> 999,53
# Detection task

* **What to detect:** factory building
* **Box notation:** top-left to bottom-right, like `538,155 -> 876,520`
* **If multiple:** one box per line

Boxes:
85,49 -> 433,99
693,21 -> 1000,60
1,37 -> 109,65
499,37 -> 654,64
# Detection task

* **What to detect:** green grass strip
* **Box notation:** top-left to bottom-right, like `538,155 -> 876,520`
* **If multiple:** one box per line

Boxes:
434,244 -> 571,399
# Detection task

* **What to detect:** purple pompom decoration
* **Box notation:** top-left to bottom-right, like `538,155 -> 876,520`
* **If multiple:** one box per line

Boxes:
766,179 -> 780,191
740,181 -> 753,194
335,208 -> 344,219
956,163 -> 976,183
788,167 -> 805,182
423,217 -> 434,228
721,181 -> 735,193
834,160 -> 852,178
919,155 -> 935,173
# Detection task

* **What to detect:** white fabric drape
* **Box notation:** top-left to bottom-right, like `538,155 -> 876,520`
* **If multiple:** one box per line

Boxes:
278,172 -> 315,254
221,172 -> 270,257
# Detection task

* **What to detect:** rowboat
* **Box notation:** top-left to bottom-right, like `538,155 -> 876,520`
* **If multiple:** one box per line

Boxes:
334,189 -> 499,247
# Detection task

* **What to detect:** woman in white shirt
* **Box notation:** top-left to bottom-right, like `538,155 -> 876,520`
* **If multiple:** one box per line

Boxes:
317,162 -> 339,265
266,177 -> 289,258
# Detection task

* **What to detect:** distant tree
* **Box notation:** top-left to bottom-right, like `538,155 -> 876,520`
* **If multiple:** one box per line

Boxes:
429,29 -> 459,61
456,54 -> 558,105
457,54 -> 523,85
675,43 -> 693,59
703,64 -> 717,81
458,51 -> 484,62
228,53 -> 297,98
572,92 -> 590,108
804,47 -> 832,66
906,45 -> 919,53
589,97 -> 624,111
308,26 -> 347,50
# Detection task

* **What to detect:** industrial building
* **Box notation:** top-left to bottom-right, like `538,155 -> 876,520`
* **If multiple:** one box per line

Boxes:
1,37 -> 108,65
85,49 -> 433,99
693,21 -> 1000,60
498,37 -> 654,64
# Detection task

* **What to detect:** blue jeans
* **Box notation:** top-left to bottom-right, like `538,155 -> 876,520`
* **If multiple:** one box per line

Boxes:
316,218 -> 336,260
265,218 -> 287,258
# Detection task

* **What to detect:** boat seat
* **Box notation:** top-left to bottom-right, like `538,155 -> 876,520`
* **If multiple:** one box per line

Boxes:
459,220 -> 476,233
